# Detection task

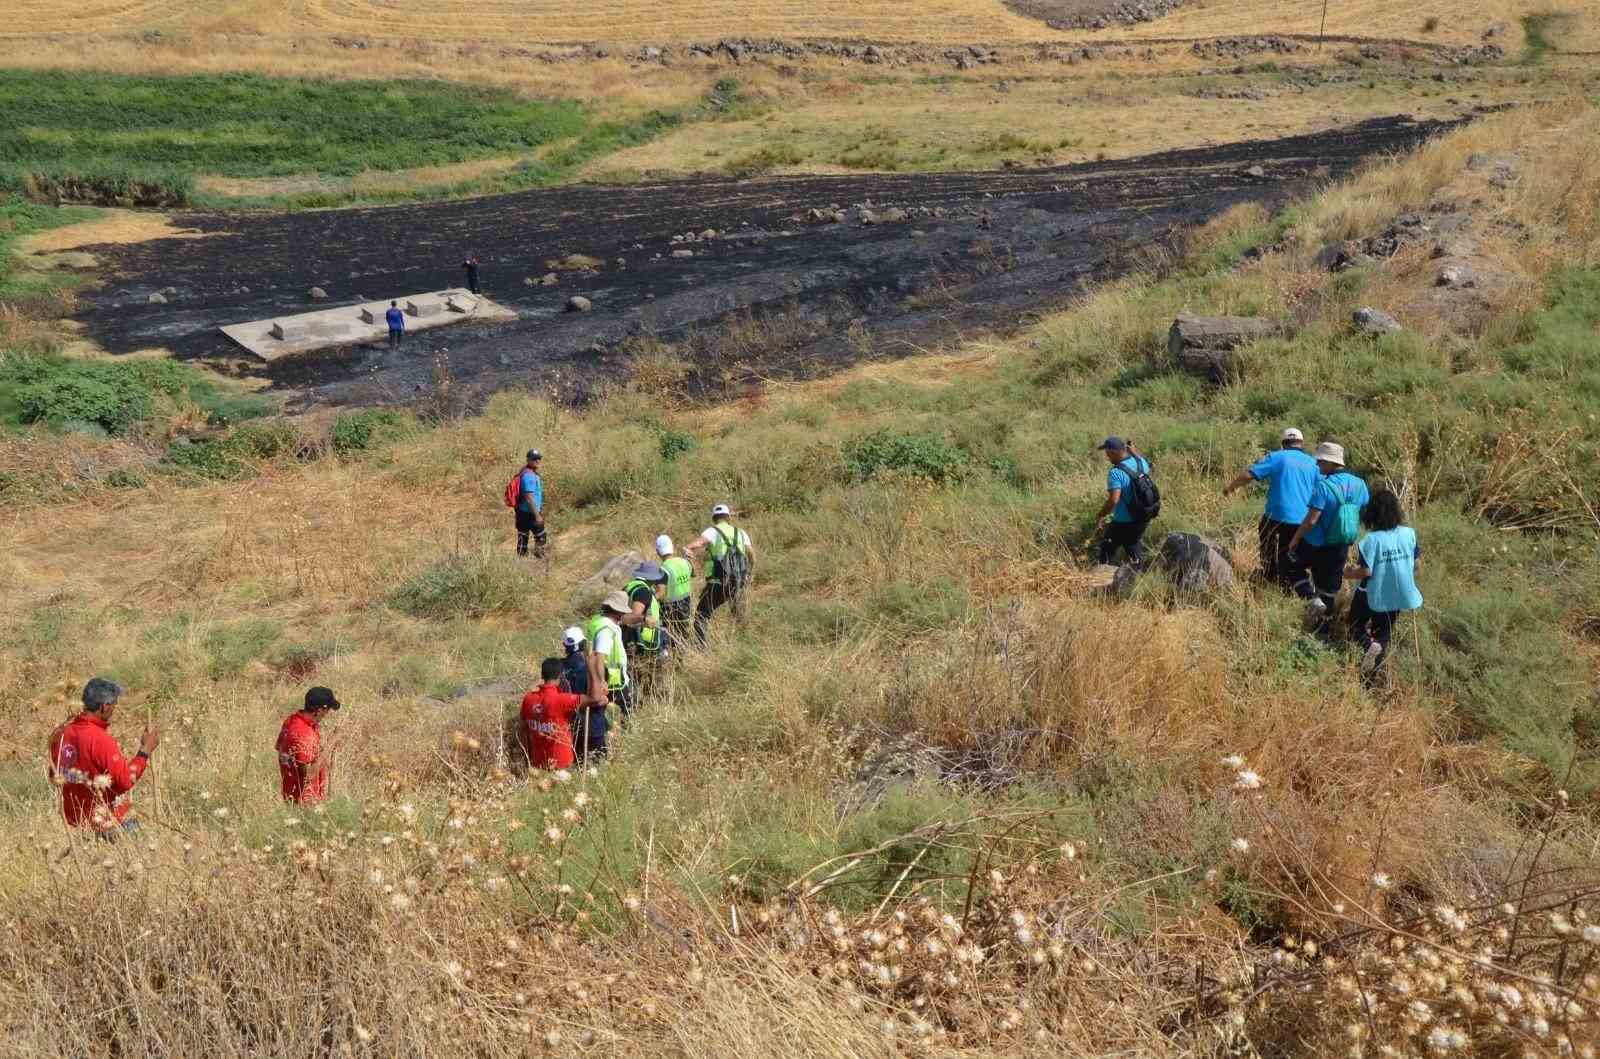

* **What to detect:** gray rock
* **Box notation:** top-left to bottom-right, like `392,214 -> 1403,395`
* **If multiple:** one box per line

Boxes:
574,550 -> 646,604
147,292 -> 167,305
1158,533 -> 1234,592
540,272 -> 560,286
699,228 -> 717,240
1168,314 -> 1281,381
671,249 -> 695,259
566,295 -> 592,313
1437,265 -> 1477,289
309,286 -> 328,301
161,286 -> 177,295
1353,307 -> 1402,334
1242,164 -> 1267,179
523,276 -> 536,286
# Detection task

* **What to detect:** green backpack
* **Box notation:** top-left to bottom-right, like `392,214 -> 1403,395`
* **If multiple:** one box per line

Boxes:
1323,478 -> 1362,546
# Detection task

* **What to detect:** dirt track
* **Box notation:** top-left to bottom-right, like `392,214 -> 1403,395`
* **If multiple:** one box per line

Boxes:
76,115 -> 1458,409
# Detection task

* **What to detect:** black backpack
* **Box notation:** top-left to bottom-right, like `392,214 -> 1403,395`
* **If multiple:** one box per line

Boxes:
1121,458 -> 1161,521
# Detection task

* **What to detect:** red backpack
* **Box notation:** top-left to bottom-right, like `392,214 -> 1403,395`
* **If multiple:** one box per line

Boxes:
503,471 -> 522,509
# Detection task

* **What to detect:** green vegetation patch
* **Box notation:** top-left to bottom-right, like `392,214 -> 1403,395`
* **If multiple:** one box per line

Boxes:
0,350 -> 273,434
0,69 -> 588,205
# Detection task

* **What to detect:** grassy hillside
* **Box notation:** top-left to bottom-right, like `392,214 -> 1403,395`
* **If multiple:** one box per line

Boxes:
2,104 -> 1599,1056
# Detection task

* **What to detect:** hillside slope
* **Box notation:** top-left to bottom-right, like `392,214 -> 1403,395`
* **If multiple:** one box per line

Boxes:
2,103 -> 1599,1056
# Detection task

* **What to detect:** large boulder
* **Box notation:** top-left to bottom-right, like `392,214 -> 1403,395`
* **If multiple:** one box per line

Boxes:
1353,306 -> 1402,335
1110,533 -> 1234,597
573,550 -> 644,606
1168,314 -> 1280,382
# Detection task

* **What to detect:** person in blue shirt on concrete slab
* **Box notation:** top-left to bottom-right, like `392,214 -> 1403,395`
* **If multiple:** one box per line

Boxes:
1092,435 -> 1154,568
1222,426 -> 1320,588
1343,488 -> 1423,686
1285,441 -> 1370,638
515,450 -> 547,559
385,300 -> 405,350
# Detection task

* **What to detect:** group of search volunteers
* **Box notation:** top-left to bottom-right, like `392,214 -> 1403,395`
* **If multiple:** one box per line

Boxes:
1093,426 -> 1423,679
47,447 -> 755,839
49,431 -> 1420,840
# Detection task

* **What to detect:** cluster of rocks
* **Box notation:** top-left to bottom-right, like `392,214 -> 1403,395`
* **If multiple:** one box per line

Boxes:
1313,204 -> 1484,275
797,202 -> 944,226
1190,36 -> 1304,60
1041,0 -> 1186,30
1452,43 -> 1506,64
1184,84 -> 1272,101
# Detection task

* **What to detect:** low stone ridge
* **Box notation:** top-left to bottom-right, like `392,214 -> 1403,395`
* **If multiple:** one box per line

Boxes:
1169,314 -> 1280,381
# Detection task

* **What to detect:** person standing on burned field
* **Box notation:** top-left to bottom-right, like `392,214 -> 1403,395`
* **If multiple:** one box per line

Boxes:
463,255 -> 481,295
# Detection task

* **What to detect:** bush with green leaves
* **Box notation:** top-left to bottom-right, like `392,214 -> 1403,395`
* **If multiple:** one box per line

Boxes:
843,429 -> 970,484
330,409 -> 414,455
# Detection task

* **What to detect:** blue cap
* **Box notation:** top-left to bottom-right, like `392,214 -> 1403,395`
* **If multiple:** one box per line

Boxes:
1096,436 -> 1127,451
633,561 -> 665,582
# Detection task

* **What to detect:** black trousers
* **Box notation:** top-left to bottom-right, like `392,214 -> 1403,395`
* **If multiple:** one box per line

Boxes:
388,329 -> 403,349
465,268 -> 480,294
1258,517 -> 1298,587
663,597 -> 692,649
693,581 -> 738,646
1291,543 -> 1348,637
515,509 -> 547,557
1348,590 -> 1399,682
1098,519 -> 1149,567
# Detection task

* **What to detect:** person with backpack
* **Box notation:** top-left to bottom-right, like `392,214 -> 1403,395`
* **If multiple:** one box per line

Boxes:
384,300 -> 405,350
655,534 -> 695,649
1222,427 -> 1320,587
1092,436 -> 1158,567
1284,442 -> 1369,637
684,503 -> 755,646
558,626 -> 608,760
505,450 -> 546,559
1343,488 -> 1424,685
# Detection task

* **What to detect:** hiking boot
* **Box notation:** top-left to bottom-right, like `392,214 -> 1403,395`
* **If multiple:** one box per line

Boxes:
1360,640 -> 1384,678
1301,596 -> 1328,631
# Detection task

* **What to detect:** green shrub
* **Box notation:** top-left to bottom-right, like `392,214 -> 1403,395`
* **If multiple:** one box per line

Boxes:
331,408 -> 414,455
844,429 -> 969,484
657,429 -> 696,462
5,357 -> 154,433
391,552 -> 528,620
202,619 -> 282,679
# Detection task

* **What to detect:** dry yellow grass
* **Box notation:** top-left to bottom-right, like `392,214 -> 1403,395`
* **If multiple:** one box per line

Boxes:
0,0 -> 1067,44
17,210 -> 217,253
1082,0 -> 1547,48
0,0 -> 1568,51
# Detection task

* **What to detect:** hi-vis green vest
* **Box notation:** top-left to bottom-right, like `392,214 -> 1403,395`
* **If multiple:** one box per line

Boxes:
706,522 -> 748,584
584,614 -> 628,690
623,578 -> 661,650
660,556 -> 693,603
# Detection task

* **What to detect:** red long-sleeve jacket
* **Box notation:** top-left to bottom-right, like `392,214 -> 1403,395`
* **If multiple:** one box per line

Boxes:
47,713 -> 147,830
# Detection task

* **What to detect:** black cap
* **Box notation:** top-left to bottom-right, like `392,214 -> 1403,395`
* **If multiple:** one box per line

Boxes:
527,449 -> 542,462
304,686 -> 340,711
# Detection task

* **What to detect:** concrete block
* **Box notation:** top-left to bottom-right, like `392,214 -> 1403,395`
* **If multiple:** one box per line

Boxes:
269,320 -> 308,341
445,294 -> 477,314
359,308 -> 377,324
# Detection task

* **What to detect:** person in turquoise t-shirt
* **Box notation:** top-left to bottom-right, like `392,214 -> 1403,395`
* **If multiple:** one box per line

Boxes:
1343,488 -> 1423,685
1222,427 -> 1319,588
1285,441 -> 1369,638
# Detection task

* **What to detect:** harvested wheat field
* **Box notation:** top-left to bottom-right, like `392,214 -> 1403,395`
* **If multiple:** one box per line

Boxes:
0,0 -> 1564,46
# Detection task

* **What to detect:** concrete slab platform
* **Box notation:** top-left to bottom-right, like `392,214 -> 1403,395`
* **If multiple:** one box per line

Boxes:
219,288 -> 516,361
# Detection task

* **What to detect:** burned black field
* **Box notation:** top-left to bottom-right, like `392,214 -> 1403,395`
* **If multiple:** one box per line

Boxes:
75,115 -> 1455,409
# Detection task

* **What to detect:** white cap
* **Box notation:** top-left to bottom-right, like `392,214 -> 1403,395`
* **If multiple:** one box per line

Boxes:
561,626 -> 585,648
711,503 -> 731,517
655,534 -> 674,556
1281,427 -> 1304,442
1313,441 -> 1345,466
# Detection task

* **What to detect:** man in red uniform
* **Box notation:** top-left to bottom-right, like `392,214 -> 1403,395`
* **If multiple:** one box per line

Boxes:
521,658 -> 603,770
46,677 -> 160,838
277,686 -> 340,804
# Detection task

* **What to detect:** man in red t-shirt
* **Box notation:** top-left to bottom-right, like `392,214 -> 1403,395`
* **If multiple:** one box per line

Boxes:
277,687 -> 340,804
521,658 -> 603,770
47,677 -> 160,837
